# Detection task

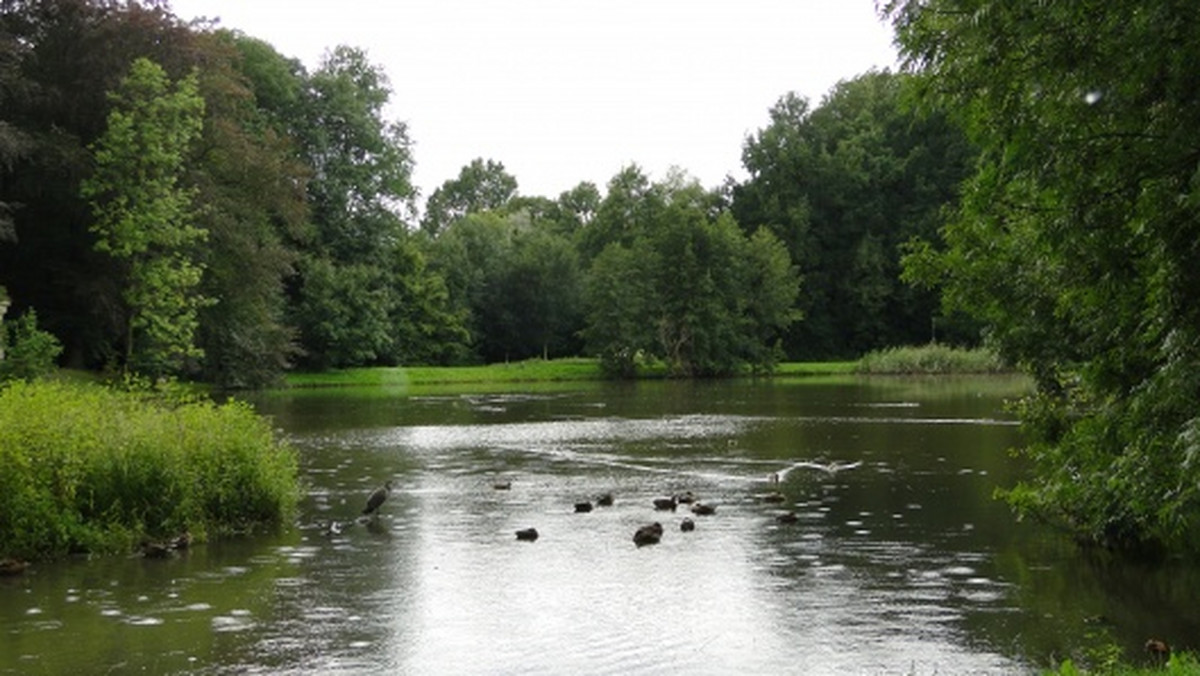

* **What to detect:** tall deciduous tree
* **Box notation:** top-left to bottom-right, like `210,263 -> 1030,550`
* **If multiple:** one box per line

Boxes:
288,45 -> 464,368
81,56 -> 207,377
886,0 -> 1200,550
732,71 -> 976,359
427,208 -> 581,364
189,30 -> 310,388
582,170 -> 800,377
421,158 -> 518,237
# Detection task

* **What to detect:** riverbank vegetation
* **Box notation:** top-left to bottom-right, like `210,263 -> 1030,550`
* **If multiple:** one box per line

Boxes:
1045,652 -> 1200,676
884,0 -> 1200,552
855,344 -> 1007,375
0,380 -> 299,561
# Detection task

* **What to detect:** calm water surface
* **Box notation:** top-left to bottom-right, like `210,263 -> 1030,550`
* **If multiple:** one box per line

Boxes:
3,377 -> 1198,675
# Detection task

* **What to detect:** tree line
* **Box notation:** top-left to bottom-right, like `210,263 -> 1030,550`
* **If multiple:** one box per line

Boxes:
0,0 -> 975,388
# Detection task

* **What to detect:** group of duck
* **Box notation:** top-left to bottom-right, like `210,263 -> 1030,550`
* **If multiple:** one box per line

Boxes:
502,481 -> 801,548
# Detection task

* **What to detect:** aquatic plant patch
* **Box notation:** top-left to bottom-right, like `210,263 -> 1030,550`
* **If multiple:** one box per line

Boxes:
0,380 -> 298,560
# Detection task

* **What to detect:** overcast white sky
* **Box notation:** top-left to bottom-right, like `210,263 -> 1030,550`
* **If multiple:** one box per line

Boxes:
168,1 -> 898,201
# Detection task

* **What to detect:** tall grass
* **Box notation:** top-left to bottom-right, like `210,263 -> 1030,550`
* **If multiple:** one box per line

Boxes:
1044,652 -> 1200,675
0,380 -> 299,560
855,344 -> 1009,375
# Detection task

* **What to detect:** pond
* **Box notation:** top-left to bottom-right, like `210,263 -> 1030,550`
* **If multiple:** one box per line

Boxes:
2,376 -> 1197,674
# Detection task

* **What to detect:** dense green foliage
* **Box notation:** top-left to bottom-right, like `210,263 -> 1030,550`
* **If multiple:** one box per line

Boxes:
732,71 -> 978,358
421,158 -> 519,237
0,309 -> 62,382
82,57 -> 208,377
0,0 -> 973,385
581,169 -> 799,377
426,209 -> 582,364
885,1 -> 1200,550
0,380 -> 299,560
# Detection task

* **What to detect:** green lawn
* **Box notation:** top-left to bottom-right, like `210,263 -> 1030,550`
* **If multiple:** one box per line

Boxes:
282,358 -> 859,389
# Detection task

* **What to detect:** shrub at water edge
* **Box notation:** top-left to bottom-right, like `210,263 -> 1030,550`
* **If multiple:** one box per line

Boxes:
0,380 -> 299,560
855,344 -> 1008,375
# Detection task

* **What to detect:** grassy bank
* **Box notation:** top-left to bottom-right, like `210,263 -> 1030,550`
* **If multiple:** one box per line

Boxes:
0,380 -> 299,561
283,357 -> 859,389
284,357 -> 605,388
855,344 -> 1009,374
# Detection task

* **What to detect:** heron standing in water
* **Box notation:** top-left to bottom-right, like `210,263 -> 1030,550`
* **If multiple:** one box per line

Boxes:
363,480 -> 394,516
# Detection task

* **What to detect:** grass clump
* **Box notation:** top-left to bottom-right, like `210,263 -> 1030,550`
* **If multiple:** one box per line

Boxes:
1045,652 -> 1200,675
855,343 -> 1009,375
0,379 -> 299,561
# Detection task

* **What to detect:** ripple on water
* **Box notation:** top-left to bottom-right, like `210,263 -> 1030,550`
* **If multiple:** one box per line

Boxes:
275,577 -> 309,589
125,616 -> 164,627
25,620 -> 63,632
212,610 -> 255,633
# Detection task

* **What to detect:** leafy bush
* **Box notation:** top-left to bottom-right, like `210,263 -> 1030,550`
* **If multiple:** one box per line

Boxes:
855,343 -> 1008,374
0,310 -> 63,382
0,380 -> 298,560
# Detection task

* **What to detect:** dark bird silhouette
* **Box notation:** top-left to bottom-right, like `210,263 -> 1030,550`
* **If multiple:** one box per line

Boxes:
680,517 -> 696,532
653,496 -> 678,511
515,528 -> 539,541
493,480 -> 512,490
574,501 -> 594,513
776,512 -> 799,524
0,558 -> 29,576
363,480 -> 394,516
596,493 -> 614,507
140,541 -> 174,559
691,502 -> 716,516
674,491 -> 696,504
633,522 -> 664,547
1145,638 -> 1170,661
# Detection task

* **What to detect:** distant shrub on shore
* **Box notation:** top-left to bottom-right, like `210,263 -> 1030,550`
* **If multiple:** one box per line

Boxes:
855,344 -> 1009,374
0,380 -> 299,560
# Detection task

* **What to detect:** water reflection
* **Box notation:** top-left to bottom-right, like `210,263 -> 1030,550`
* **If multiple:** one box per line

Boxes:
4,377 -> 1196,674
